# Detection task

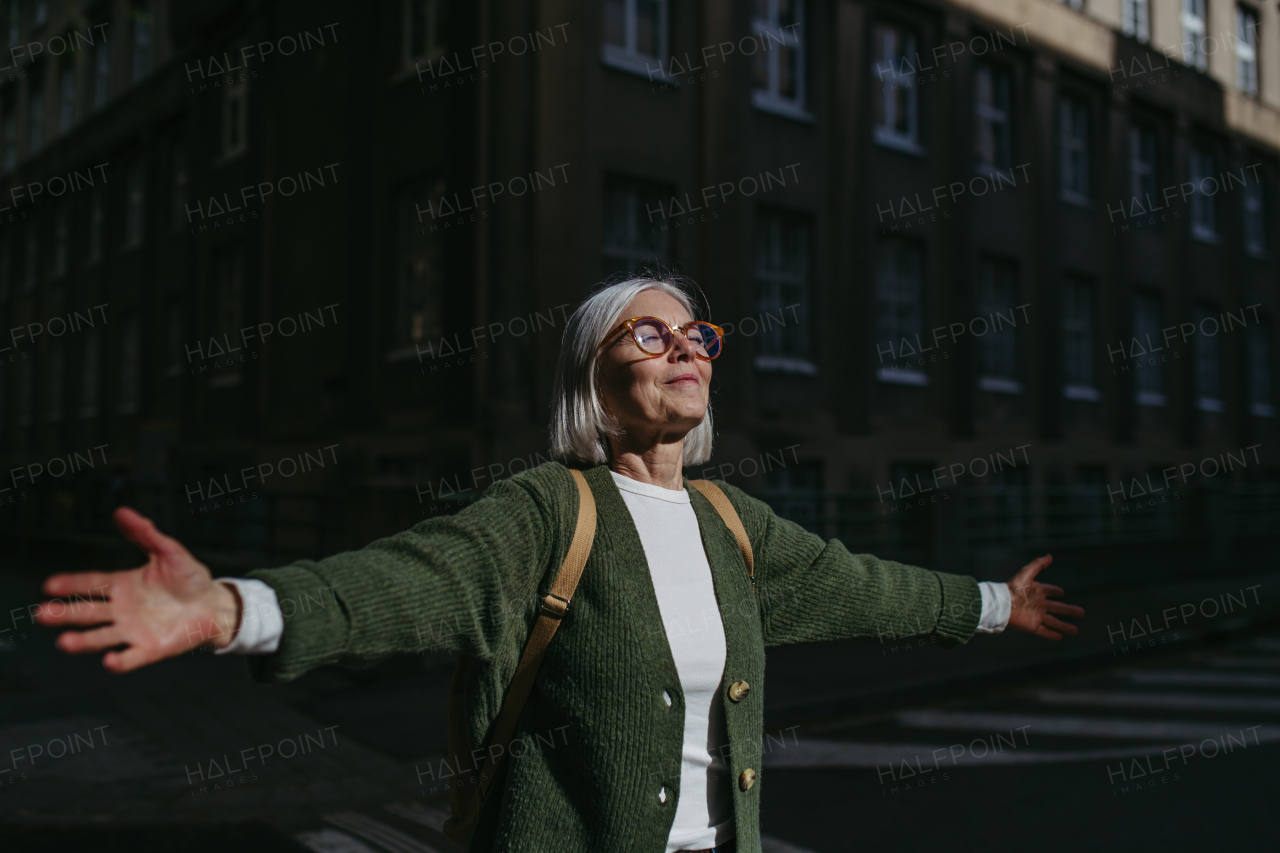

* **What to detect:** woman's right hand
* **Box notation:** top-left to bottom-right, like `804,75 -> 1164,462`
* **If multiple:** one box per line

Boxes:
35,506 -> 243,673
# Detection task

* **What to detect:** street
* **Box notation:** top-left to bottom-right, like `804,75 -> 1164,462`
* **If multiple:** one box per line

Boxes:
2,558 -> 1277,852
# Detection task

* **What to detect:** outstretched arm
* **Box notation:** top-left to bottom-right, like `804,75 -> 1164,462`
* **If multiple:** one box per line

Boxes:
36,469 -> 572,679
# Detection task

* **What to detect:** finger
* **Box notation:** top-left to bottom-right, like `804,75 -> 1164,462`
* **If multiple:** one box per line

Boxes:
42,572 -> 116,598
1034,624 -> 1063,641
113,507 -> 184,559
1042,614 -> 1079,636
35,599 -> 114,627
103,645 -> 165,674
1040,584 -> 1066,599
1047,601 -> 1086,619
1015,554 -> 1053,582
57,626 -> 126,654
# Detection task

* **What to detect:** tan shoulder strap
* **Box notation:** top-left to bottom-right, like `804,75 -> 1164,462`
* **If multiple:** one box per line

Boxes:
690,479 -> 755,587
476,468 -> 596,798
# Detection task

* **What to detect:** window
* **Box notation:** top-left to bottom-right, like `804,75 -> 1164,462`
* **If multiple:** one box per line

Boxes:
1063,277 -> 1097,399
93,38 -> 110,108
601,174 -> 670,276
1059,96 -> 1090,203
46,338 -> 63,422
1122,0 -> 1150,42
404,0 -> 447,64
601,0 -> 668,78
977,257 -> 1020,392
765,460 -> 822,534
1182,0 -> 1207,71
80,328 -> 100,417
1189,145 -> 1217,241
221,74 -> 248,158
57,64 -> 74,133
390,178 -> 445,355
2,102 -> 13,171
6,2 -> 18,50
23,226 -> 36,291
974,63 -> 1011,170
1194,305 -> 1224,412
1130,125 -> 1156,204
751,0 -> 807,119
753,208 -> 813,373
131,2 -> 153,83
88,188 -> 103,262
29,86 -> 43,154
52,206 -> 67,277
1056,0 -> 1083,8
171,143 -> 188,231
1236,5 -> 1259,96
118,316 -> 140,414
1243,171 -> 1266,256
0,236 -> 8,301
1249,319 -> 1274,417
35,1 -> 46,26
212,245 -> 245,348
876,239 -> 925,384
17,352 -> 31,426
873,23 -> 920,153
124,159 -> 145,248
1134,292 -> 1166,406
164,302 -> 184,377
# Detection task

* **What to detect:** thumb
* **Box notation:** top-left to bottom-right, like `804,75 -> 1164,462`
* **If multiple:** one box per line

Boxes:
113,507 -> 183,559
1015,554 -> 1053,583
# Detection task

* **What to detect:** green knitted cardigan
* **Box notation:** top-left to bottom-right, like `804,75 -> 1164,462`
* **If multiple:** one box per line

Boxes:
245,461 -> 982,853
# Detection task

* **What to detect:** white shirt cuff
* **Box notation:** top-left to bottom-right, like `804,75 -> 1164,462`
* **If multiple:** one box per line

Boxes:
214,578 -> 284,655
974,581 -> 1012,634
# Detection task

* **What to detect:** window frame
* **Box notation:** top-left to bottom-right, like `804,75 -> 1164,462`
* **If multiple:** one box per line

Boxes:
600,0 -> 670,81
976,255 -> 1022,393
1235,4 -> 1259,96
1122,0 -> 1150,43
750,0 -> 811,123
1062,276 -> 1099,400
753,205 -> 816,375
1189,144 -> 1219,243
1133,291 -> 1167,407
872,20 -> 922,155
875,237 -> 927,386
1059,94 -> 1091,206
974,62 -> 1013,172
1182,0 -> 1207,72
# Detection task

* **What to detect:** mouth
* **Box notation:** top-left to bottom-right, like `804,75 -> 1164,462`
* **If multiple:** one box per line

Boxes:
665,373 -> 700,386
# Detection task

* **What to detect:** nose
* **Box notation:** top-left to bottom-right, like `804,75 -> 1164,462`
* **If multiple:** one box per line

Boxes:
669,329 -> 699,361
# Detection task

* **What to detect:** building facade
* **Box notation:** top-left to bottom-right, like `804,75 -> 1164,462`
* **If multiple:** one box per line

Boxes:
0,0 -> 1276,567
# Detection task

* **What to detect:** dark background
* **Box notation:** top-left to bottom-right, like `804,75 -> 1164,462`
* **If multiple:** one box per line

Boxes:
0,1 -> 1278,851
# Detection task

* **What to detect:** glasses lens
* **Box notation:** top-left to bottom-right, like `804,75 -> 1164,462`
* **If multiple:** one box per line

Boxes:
632,319 -> 671,354
688,323 -> 721,358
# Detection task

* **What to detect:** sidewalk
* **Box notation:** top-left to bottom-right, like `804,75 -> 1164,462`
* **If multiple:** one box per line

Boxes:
762,568 -> 1280,730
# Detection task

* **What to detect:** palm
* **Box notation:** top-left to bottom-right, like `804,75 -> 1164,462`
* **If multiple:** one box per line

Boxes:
36,507 -> 237,672
1005,554 -> 1086,640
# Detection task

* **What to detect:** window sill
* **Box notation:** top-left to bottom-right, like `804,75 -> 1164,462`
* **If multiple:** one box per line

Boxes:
751,92 -> 813,124
877,367 -> 928,386
1062,384 -> 1100,402
873,130 -> 926,158
1250,402 -> 1276,418
1191,226 -> 1220,245
978,376 -> 1023,394
209,373 -> 241,389
1197,396 -> 1225,413
600,46 -> 669,83
386,345 -> 428,364
164,365 -> 183,378
754,355 -> 817,375
1060,191 -> 1092,209
1136,391 -> 1167,407
1245,246 -> 1268,260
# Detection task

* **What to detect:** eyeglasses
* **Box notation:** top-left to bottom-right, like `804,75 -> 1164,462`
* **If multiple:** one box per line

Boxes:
601,316 -> 725,361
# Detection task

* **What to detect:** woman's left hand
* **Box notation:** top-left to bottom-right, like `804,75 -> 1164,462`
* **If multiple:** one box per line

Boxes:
1005,554 -> 1085,640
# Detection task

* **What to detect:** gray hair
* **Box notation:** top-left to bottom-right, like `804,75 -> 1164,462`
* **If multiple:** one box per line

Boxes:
549,275 -> 715,467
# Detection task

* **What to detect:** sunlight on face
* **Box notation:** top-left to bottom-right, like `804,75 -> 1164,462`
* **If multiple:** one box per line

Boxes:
597,290 -> 712,447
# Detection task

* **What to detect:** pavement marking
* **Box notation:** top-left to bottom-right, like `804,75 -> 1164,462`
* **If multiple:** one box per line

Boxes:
760,735 -> 1277,769
384,801 -> 450,833
1197,655 -> 1280,669
323,811 -> 445,853
896,710 -> 1266,741
297,828 -> 380,853
1035,689 -> 1280,713
761,836 -> 822,853
1128,669 -> 1280,688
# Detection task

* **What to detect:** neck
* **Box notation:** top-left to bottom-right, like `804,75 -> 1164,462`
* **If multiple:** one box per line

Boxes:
608,440 -> 685,491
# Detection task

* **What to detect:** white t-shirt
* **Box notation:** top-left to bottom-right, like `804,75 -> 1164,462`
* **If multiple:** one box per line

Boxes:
219,469 -> 1011,850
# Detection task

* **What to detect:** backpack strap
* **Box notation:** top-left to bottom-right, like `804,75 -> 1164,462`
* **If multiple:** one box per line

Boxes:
690,480 -> 755,588
476,467 -> 596,799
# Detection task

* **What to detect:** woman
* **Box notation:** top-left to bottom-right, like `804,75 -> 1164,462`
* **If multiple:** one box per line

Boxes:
37,276 -> 1083,853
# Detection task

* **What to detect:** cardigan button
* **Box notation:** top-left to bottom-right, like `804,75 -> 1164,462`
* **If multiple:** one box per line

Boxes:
738,769 -> 756,791
728,680 -> 750,702
658,786 -> 668,803
663,690 -> 673,707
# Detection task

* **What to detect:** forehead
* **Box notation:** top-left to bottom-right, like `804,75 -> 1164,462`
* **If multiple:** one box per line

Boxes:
621,289 -> 692,326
